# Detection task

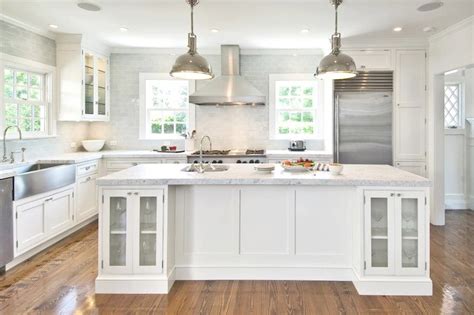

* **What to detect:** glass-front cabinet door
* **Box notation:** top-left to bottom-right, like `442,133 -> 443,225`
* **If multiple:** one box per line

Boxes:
103,191 -> 133,274
395,192 -> 425,275
133,190 -> 164,274
364,191 -> 395,275
82,50 -> 109,120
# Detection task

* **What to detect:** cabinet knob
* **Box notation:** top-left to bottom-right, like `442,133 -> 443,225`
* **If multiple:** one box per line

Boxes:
390,193 -> 395,197
127,192 -> 132,195
397,193 -> 402,197
134,192 -> 139,195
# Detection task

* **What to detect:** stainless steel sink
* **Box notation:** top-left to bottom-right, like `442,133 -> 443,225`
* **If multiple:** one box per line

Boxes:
182,164 -> 230,173
13,163 -> 76,200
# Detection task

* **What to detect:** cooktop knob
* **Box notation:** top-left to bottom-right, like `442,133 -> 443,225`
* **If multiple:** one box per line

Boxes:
236,160 -> 242,163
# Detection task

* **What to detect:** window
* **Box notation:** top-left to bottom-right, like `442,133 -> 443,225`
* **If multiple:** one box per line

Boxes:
3,68 -> 48,136
139,73 -> 195,139
444,83 -> 463,129
269,74 -> 325,139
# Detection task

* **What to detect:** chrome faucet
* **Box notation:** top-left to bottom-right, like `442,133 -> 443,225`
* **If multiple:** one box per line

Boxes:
2,126 -> 22,163
197,135 -> 213,173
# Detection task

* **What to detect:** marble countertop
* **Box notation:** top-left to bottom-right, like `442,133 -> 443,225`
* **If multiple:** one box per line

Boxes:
96,164 -> 430,187
265,150 -> 333,158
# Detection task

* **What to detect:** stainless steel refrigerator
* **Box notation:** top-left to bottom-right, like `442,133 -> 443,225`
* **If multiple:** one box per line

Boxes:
334,71 -> 393,165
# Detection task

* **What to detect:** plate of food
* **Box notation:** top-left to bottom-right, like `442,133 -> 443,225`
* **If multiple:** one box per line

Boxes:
281,158 -> 314,172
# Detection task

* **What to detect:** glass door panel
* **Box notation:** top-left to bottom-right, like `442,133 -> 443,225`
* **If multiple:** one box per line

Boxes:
97,57 -> 107,116
370,198 -> 388,268
109,196 -> 127,266
139,196 -> 157,266
84,53 -> 95,115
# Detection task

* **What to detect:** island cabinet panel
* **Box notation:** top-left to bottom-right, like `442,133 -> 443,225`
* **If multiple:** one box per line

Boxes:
101,189 -> 164,275
295,187 -> 354,263
181,186 -> 239,255
363,190 -> 426,277
239,187 -> 294,255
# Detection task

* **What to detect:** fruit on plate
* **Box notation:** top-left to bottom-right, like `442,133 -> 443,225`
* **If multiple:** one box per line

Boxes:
282,158 -> 315,168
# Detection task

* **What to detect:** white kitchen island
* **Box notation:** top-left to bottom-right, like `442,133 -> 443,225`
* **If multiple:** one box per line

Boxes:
95,164 -> 432,296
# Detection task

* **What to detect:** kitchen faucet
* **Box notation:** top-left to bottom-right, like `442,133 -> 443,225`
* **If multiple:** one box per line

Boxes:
2,126 -> 23,163
197,135 -> 213,173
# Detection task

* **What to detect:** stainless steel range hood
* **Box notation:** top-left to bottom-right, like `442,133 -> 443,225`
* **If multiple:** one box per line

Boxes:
189,45 -> 266,106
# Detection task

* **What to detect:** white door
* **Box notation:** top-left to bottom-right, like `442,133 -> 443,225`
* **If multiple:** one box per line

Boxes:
102,190 -> 133,274
44,188 -> 74,237
15,199 -> 46,254
76,174 -> 98,222
394,191 -> 426,276
364,191 -> 395,276
394,50 -> 426,161
133,189 -> 164,274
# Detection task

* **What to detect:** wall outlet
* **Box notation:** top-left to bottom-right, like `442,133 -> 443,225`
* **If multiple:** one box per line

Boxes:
70,142 -> 77,149
109,140 -> 118,146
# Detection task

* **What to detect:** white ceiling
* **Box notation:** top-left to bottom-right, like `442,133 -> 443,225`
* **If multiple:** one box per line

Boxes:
1,0 -> 473,50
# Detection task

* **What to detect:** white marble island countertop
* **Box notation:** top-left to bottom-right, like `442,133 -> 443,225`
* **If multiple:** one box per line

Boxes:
96,164 -> 430,187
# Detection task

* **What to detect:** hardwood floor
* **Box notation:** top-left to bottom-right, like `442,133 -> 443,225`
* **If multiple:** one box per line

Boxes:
1,210 -> 473,314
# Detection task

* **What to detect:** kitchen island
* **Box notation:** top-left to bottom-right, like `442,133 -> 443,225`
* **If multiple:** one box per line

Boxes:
95,164 -> 432,296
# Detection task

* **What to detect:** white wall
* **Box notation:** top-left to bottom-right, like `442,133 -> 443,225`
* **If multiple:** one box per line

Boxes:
428,16 -> 474,224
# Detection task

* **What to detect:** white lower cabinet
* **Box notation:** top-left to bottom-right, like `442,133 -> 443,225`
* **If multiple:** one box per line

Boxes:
102,189 -> 164,275
364,190 -> 426,276
76,173 -> 99,222
15,187 -> 75,255
394,161 -> 426,177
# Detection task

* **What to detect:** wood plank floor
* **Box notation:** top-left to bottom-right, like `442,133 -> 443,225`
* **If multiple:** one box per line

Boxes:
1,210 -> 473,314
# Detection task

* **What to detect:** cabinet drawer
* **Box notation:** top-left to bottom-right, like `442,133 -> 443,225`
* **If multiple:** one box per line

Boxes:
106,159 -> 161,170
77,160 -> 99,177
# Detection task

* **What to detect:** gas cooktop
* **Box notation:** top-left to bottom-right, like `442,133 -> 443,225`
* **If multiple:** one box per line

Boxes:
190,149 -> 265,156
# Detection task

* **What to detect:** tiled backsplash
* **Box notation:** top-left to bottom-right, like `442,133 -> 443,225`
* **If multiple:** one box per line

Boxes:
89,53 -> 327,150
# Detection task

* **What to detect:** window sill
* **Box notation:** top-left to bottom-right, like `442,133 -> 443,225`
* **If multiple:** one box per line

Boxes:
444,128 -> 465,135
139,136 -> 185,141
3,134 -> 58,141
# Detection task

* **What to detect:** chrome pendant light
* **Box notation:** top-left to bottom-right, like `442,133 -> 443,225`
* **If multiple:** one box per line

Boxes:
315,0 -> 357,80
170,0 -> 214,80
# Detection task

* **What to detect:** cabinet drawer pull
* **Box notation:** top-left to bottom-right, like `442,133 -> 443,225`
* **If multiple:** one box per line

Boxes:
132,163 -> 138,166
127,192 -> 132,195
85,166 -> 91,170
45,197 -> 53,202
397,193 -> 402,197
134,192 -> 139,195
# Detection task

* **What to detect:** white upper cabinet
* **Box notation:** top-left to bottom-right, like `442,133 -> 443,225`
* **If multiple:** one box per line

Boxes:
56,34 -> 110,122
394,50 -> 427,162
344,49 -> 393,70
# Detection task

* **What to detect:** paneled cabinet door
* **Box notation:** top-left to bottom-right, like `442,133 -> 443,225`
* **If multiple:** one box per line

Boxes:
103,191 -> 133,274
394,192 -> 426,275
16,199 -> 47,254
133,190 -> 164,274
83,51 -> 109,121
44,189 -> 74,238
76,174 -> 98,222
394,50 -> 426,161
364,191 -> 395,275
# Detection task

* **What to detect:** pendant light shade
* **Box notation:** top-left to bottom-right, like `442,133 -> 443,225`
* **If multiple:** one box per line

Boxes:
170,0 -> 214,80
315,0 -> 357,80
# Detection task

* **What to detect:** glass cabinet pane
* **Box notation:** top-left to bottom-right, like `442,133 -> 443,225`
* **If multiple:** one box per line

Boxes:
401,198 -> 419,268
84,53 -> 95,115
370,198 -> 388,268
139,196 -> 157,266
97,57 -> 107,116
109,197 -> 127,266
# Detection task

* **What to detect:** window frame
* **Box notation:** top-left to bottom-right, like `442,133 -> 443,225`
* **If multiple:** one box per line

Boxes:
139,73 -> 196,140
269,73 -> 326,140
0,53 -> 56,139
444,82 -> 465,129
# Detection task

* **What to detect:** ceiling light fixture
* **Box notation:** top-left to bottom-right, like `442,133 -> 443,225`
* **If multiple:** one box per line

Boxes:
417,1 -> 444,12
315,0 -> 357,80
170,0 -> 214,80
120,27 -> 128,32
393,26 -> 403,32
210,28 -> 219,33
423,26 -> 437,33
49,24 -> 58,29
77,1 -> 102,11
301,29 -> 310,33
444,69 -> 458,75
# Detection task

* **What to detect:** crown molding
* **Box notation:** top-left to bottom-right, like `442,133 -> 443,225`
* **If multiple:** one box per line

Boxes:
110,47 -> 324,56
0,14 -> 56,40
429,15 -> 474,43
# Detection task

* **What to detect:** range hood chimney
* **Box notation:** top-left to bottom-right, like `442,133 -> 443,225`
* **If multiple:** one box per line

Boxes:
189,45 -> 266,106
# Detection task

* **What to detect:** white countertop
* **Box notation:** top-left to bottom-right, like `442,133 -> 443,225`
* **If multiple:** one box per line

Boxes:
96,164 -> 430,187
265,150 -> 333,158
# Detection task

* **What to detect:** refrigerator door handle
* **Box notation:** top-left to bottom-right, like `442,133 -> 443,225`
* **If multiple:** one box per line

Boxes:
334,94 -> 340,163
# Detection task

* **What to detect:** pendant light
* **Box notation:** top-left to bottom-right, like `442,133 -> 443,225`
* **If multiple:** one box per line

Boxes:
315,0 -> 357,80
170,0 -> 214,80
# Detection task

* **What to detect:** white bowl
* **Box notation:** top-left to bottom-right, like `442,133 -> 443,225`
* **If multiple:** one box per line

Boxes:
82,139 -> 105,152
328,163 -> 343,175
254,164 -> 275,173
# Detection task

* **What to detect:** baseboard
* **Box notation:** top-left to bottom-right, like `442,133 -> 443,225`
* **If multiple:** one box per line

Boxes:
6,215 -> 97,271
445,194 -> 468,210
95,270 -> 175,294
352,277 -> 432,296
174,266 -> 353,281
